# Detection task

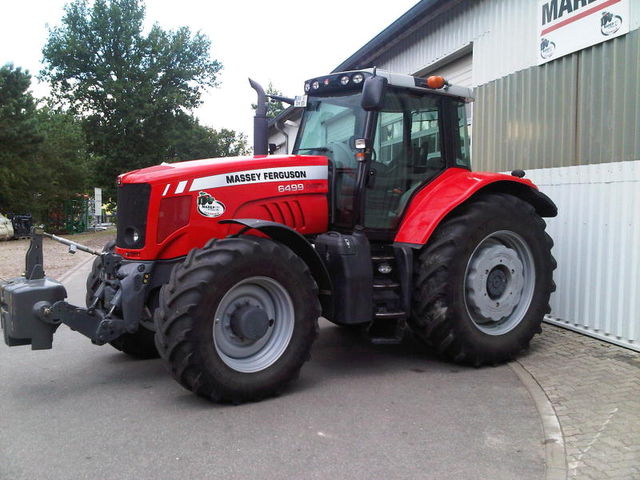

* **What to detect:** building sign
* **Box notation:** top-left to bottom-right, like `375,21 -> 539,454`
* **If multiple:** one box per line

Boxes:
537,0 -> 630,64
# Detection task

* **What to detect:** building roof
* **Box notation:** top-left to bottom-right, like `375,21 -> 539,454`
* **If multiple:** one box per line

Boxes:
268,106 -> 298,128
332,0 -> 453,73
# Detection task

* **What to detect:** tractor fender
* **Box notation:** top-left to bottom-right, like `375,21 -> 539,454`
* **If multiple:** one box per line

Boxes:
220,219 -> 333,315
394,168 -> 557,247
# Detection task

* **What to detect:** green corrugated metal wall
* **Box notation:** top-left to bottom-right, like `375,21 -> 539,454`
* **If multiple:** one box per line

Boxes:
473,29 -> 640,172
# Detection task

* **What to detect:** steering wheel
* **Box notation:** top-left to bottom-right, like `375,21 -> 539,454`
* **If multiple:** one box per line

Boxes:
328,141 -> 355,168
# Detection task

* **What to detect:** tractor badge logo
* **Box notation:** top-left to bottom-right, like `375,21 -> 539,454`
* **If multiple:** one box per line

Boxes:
600,11 -> 622,36
197,191 -> 225,218
540,38 -> 556,59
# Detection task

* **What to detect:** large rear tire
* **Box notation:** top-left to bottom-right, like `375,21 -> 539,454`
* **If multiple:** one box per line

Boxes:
409,193 -> 556,365
154,236 -> 320,403
86,240 -> 159,359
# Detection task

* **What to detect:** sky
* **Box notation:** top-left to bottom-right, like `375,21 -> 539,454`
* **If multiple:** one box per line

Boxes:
0,0 -> 419,139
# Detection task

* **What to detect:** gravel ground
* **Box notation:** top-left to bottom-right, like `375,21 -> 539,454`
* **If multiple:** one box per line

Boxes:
0,228 -> 116,281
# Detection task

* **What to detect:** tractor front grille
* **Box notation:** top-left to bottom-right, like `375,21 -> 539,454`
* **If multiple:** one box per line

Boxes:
116,183 -> 151,249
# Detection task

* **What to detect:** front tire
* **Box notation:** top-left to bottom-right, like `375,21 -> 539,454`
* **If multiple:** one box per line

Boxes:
409,193 -> 556,365
154,236 -> 320,403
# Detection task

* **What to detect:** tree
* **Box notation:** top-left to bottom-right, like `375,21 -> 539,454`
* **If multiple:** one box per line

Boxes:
0,64 -> 90,218
207,128 -> 250,157
41,0 -> 222,196
0,64 -> 43,213
33,107 -> 91,206
166,115 -> 249,161
252,81 -> 287,119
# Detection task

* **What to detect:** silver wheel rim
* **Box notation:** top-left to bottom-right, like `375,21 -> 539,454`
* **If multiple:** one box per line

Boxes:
213,276 -> 294,373
464,230 -> 535,336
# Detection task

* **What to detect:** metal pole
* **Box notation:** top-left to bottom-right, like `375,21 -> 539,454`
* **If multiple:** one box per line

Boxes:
38,230 -> 102,256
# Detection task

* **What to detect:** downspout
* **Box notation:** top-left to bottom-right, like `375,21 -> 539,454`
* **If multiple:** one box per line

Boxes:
275,117 -> 289,154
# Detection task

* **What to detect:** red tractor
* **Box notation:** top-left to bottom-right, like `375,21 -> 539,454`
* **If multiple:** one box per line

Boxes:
1,70 -> 556,403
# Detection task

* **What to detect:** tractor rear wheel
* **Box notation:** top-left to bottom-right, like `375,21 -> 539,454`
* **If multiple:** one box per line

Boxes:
86,240 -> 159,359
154,236 -> 320,403
410,193 -> 556,365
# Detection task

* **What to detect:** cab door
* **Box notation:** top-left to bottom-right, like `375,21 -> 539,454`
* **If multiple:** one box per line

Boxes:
364,90 -> 445,230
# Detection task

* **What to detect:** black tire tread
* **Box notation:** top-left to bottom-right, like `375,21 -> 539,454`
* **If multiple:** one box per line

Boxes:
410,192 -> 556,366
154,236 -> 320,404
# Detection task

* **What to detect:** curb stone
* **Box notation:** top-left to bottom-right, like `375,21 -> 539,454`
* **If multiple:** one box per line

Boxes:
510,361 -> 568,480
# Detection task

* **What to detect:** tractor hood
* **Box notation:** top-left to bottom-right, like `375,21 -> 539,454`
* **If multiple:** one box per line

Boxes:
116,154 -> 330,260
119,154 -> 328,185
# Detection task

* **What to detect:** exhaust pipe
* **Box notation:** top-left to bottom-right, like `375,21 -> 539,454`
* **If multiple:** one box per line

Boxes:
249,78 -> 268,156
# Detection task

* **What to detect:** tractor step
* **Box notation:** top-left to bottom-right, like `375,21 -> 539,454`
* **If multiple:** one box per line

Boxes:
370,336 -> 403,345
374,311 -> 406,319
368,315 -> 406,344
373,282 -> 400,290
368,244 -> 408,345
372,255 -> 395,261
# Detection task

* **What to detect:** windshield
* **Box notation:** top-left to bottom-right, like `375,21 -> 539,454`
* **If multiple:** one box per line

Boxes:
293,93 -> 367,227
293,93 -> 366,160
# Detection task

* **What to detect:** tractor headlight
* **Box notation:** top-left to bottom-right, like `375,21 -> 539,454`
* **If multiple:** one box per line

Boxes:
352,73 -> 364,84
124,227 -> 141,247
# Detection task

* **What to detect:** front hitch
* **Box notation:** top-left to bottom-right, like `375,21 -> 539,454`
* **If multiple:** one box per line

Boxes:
0,229 -> 135,349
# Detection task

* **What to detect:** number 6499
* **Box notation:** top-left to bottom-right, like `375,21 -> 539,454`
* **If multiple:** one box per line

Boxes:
278,183 -> 304,192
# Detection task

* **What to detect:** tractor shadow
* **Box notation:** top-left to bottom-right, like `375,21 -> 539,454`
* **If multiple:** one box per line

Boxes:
169,320 -> 465,409
287,319 -> 467,394
317,320 -> 443,366
10,320 -> 467,408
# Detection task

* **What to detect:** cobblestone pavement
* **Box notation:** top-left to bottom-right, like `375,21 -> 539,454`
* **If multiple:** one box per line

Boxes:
518,324 -> 640,479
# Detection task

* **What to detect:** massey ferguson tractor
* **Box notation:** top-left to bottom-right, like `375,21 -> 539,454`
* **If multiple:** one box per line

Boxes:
0,69 -> 556,403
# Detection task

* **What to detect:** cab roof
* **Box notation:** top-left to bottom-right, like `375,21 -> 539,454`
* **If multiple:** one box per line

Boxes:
305,68 -> 474,103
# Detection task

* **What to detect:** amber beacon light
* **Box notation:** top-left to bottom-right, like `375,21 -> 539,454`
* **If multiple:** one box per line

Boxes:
426,75 -> 446,89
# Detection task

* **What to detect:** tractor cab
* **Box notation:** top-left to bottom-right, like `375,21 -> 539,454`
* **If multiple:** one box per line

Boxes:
293,69 -> 472,235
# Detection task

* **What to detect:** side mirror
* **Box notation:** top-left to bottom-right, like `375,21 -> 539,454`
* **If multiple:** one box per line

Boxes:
361,75 -> 388,111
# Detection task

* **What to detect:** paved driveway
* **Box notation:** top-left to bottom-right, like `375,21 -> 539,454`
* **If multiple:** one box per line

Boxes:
1,261 -> 545,480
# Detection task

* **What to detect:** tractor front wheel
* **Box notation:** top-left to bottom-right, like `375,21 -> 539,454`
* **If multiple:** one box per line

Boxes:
154,236 -> 320,403
410,193 -> 556,365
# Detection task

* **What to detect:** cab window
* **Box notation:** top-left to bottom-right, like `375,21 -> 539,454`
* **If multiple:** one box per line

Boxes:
365,90 -> 444,229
